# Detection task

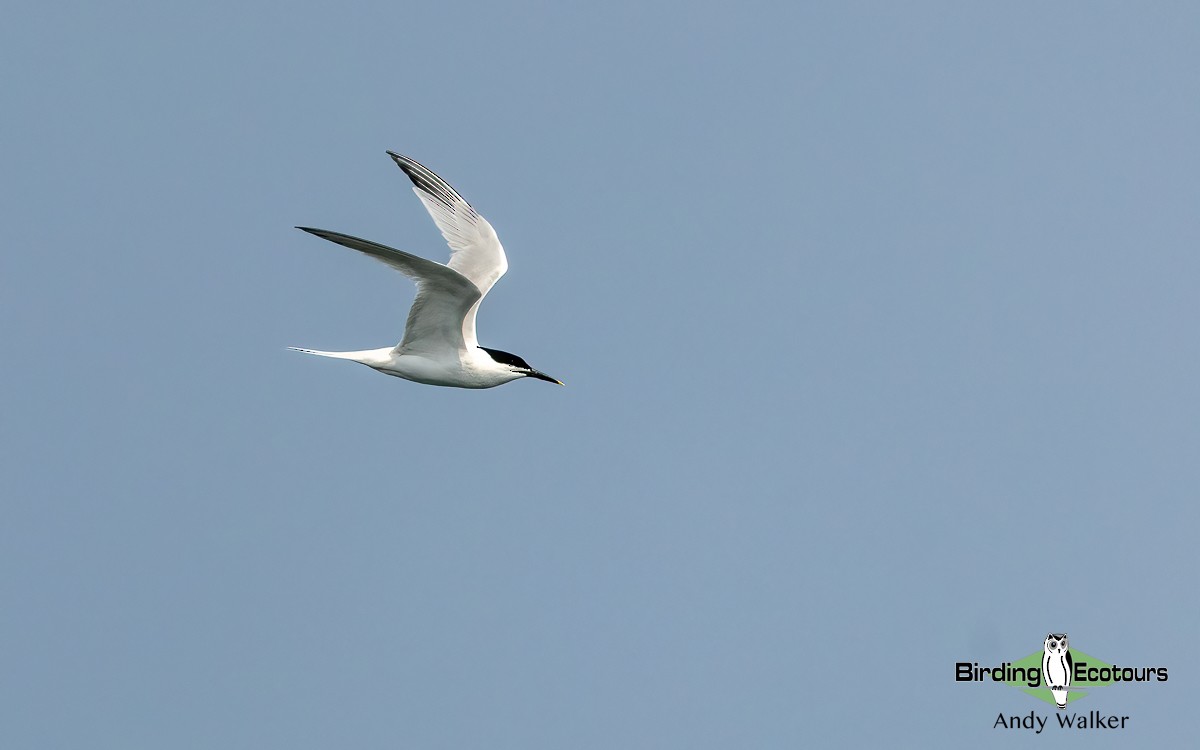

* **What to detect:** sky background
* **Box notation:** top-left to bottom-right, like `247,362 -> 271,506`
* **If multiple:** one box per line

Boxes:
3,1 -> 1198,747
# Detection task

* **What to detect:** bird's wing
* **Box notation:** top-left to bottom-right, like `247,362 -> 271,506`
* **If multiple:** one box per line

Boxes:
296,227 -> 482,355
386,151 -> 508,298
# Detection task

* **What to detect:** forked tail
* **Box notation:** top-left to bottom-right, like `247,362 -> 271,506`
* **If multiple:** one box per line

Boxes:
287,347 -> 367,360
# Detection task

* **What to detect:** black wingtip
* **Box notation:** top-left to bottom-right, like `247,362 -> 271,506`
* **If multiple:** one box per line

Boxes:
387,151 -> 417,172
385,150 -> 429,175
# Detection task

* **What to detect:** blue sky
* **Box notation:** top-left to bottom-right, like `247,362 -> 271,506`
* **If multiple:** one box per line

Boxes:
3,1 -> 1197,746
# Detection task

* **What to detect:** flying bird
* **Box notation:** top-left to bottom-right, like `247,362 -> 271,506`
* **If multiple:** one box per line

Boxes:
291,151 -> 561,389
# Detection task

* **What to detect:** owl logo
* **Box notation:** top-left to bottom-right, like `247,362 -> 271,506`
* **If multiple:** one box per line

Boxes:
1042,633 -> 1072,709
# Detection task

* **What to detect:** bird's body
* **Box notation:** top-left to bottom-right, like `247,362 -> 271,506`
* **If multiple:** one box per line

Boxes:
291,152 -> 560,389
288,345 -> 529,389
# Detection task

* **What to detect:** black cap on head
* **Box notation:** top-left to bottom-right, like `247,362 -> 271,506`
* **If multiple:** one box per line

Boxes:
480,347 -> 563,385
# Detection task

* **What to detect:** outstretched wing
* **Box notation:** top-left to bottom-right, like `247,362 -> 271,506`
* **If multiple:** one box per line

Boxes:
296,227 -> 482,355
386,152 -> 508,345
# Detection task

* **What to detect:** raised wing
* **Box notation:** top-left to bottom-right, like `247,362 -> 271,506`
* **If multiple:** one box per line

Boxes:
296,227 -> 482,355
386,152 -> 508,298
